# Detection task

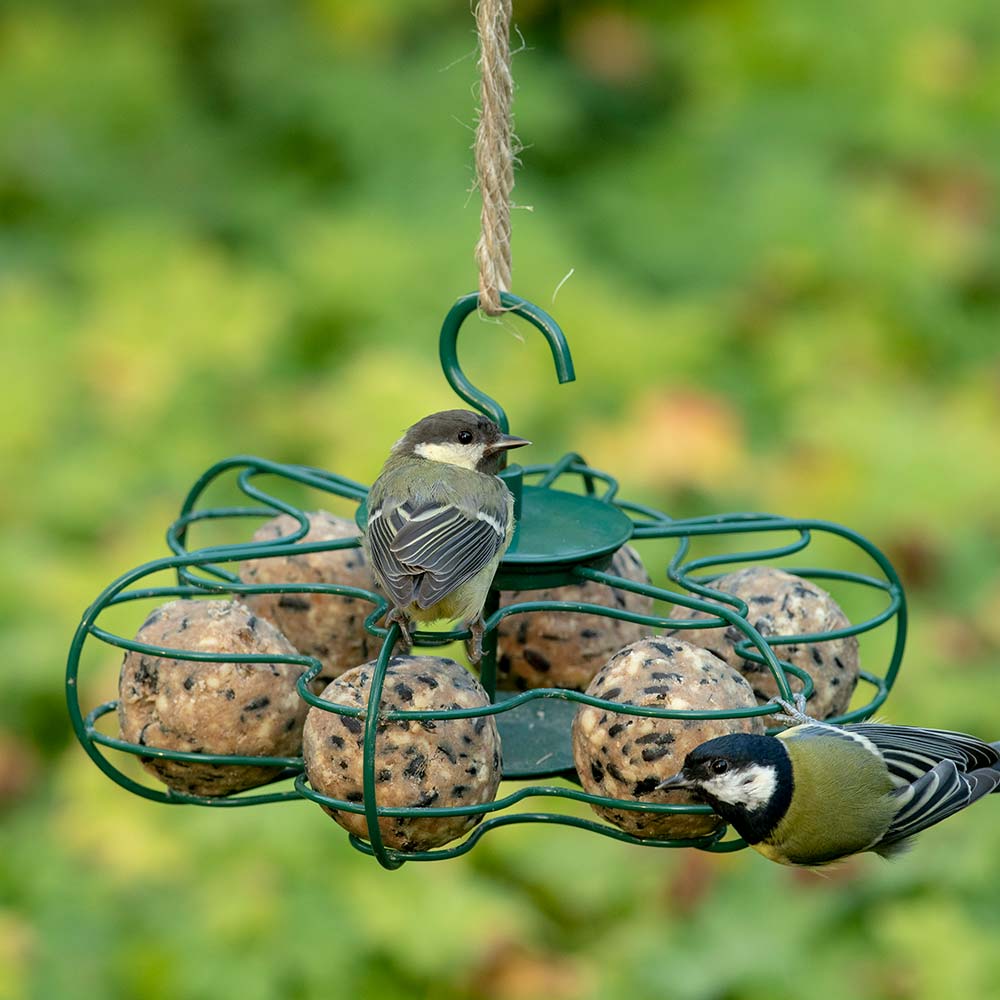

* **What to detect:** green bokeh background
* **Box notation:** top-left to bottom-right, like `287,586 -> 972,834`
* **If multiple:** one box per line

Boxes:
3,1 -> 1000,998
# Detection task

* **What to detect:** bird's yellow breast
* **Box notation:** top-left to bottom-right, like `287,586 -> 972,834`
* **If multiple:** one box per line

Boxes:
758,729 -> 899,866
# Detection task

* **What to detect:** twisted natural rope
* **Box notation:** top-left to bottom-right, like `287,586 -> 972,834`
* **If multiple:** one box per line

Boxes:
474,0 -> 514,315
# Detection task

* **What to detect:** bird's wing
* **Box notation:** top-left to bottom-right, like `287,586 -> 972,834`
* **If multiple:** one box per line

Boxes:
845,724 -> 1000,783
368,497 -> 507,611
879,759 -> 1000,851
367,501 -> 417,609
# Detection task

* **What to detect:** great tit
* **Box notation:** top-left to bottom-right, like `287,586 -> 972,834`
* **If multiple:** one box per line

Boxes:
363,409 -> 529,663
657,703 -> 1000,866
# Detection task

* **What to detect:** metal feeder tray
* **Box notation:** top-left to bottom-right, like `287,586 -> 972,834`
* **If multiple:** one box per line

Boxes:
66,292 -> 907,870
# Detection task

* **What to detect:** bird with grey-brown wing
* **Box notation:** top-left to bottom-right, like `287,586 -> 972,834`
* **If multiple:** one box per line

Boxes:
363,410 -> 529,663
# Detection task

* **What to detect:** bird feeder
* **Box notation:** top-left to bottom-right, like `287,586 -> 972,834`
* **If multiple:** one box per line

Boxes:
66,289 -> 907,870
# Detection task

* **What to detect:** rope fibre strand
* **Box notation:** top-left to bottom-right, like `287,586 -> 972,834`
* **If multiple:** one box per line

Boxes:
474,0 -> 514,315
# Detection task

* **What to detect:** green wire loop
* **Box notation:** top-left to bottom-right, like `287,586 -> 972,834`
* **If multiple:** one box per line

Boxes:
360,627 -> 405,870
438,291 -> 576,432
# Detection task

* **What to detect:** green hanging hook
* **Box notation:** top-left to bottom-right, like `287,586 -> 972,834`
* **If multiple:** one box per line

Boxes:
438,291 -> 576,433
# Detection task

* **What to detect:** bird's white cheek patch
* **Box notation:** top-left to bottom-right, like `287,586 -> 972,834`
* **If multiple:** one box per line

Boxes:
414,442 -> 485,470
704,765 -> 777,810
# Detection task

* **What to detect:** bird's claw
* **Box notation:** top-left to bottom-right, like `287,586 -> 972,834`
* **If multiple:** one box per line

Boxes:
466,617 -> 485,666
385,608 -> 414,653
768,693 -> 815,726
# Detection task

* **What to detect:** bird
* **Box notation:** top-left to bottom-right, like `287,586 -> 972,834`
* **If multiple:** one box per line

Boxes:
656,699 -> 1000,866
363,409 -> 530,663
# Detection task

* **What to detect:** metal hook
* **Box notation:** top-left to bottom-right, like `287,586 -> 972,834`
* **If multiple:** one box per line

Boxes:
438,291 -> 576,433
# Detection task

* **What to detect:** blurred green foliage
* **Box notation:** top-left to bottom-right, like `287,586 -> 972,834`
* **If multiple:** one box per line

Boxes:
3,1 -> 1000,997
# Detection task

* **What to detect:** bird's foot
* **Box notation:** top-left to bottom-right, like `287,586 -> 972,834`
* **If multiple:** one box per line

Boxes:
465,617 -> 485,666
768,693 -> 816,727
385,608 -> 414,653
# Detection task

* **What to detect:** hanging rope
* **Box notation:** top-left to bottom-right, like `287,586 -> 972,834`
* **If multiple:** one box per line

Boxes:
474,0 -> 514,315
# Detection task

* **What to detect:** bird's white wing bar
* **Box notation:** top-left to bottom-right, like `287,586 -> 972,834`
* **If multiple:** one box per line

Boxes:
786,723 -> 885,758
476,510 -> 503,533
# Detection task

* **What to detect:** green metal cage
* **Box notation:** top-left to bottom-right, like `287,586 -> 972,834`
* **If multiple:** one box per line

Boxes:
66,293 -> 907,870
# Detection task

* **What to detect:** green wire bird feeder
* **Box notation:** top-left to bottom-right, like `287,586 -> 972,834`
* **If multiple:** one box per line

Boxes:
66,288 -> 907,869
65,2 -> 907,870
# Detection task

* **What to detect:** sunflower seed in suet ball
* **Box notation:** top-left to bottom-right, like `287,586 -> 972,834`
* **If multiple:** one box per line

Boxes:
572,637 -> 764,839
497,544 -> 654,692
117,599 -> 308,796
670,566 -> 859,720
303,655 -> 502,851
239,511 -> 376,691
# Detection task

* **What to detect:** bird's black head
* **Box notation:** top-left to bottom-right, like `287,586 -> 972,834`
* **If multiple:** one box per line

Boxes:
395,409 -> 530,475
657,733 -> 793,845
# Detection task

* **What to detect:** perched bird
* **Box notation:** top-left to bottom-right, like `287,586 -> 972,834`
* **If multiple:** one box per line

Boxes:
363,409 -> 529,662
657,701 -> 1000,866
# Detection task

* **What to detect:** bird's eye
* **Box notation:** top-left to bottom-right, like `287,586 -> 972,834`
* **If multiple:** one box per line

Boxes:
710,759 -> 729,775
458,430 -> 473,444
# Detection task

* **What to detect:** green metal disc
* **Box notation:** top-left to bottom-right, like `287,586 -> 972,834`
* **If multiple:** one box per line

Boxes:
494,692 -> 578,778
496,486 -> 633,589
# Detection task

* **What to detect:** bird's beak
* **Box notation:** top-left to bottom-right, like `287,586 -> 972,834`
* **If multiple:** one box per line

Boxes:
655,772 -> 693,791
486,434 -> 531,455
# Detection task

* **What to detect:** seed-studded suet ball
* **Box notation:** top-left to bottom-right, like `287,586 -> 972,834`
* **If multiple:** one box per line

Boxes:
658,705 -> 1000,866
118,599 -> 308,796
671,566 -> 859,720
572,637 -> 764,839
303,655 -> 502,851
363,410 -> 529,662
239,510 -> 375,691
497,544 -> 654,692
